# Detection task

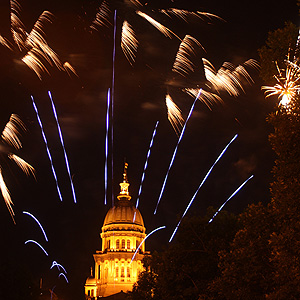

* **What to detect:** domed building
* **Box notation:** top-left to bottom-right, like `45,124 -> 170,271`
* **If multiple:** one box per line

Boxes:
85,163 -> 149,298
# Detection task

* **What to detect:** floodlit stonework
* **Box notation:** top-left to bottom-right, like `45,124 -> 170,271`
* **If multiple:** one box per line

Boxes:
85,164 -> 148,298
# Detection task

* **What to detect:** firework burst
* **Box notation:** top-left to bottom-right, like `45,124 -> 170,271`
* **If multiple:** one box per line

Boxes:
262,61 -> 300,106
0,0 -> 76,79
90,0 -> 220,65
0,114 -> 35,224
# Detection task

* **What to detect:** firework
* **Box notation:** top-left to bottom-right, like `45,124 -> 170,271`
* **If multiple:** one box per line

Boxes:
23,211 -> 48,242
51,261 -> 67,274
202,58 -> 257,97
0,114 -> 35,224
25,239 -> 49,256
262,62 -> 300,107
131,226 -> 166,262
154,90 -> 202,215
58,273 -> 69,283
91,1 -> 219,65
159,8 -> 222,23
0,0 -> 75,79
172,35 -> 204,77
31,95 -> 63,202
135,121 -> 159,220
48,91 -> 77,204
166,94 -> 184,136
208,175 -> 254,223
105,89 -> 111,205
169,134 -> 238,242
121,20 -> 139,66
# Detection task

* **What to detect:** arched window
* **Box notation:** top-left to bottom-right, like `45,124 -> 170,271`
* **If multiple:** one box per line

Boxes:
127,239 -> 130,249
116,239 -> 120,249
121,239 -> 125,249
91,290 -> 94,297
98,265 -> 101,280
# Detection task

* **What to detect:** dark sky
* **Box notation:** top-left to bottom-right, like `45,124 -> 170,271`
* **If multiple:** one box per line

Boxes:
0,0 -> 298,299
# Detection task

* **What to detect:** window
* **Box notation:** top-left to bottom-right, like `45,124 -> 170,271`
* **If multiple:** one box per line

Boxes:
107,240 -> 110,249
116,267 -> 119,277
116,239 -> 120,249
121,267 -> 125,278
127,267 -> 131,277
98,265 -> 101,280
121,239 -> 125,249
127,239 -> 130,249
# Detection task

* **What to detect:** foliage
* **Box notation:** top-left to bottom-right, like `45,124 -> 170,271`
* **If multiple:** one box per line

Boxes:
266,96 -> 300,299
209,202 -> 276,299
127,208 -> 238,300
258,22 -> 298,83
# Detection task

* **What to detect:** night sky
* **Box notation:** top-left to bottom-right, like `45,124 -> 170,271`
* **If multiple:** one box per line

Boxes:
0,0 -> 298,299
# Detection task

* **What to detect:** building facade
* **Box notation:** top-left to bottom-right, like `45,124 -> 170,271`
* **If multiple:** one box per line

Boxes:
85,164 -> 148,298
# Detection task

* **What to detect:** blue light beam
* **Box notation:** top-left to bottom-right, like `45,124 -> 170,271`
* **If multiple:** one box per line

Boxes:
154,90 -> 202,214
23,211 -> 48,242
104,88 -> 111,205
48,91 -> 77,204
208,175 -> 254,223
30,95 -> 63,201
136,121 -> 159,211
25,239 -> 49,256
169,133 -> 238,242
131,226 -> 166,262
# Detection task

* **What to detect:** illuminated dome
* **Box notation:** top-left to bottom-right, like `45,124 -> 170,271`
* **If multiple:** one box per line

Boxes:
103,202 -> 144,227
85,163 -> 148,298
85,276 -> 96,285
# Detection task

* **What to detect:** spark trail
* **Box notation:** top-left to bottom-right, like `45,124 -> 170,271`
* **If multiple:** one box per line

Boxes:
110,10 -> 117,207
25,239 -> 49,256
131,226 -> 166,262
48,91 -> 77,203
30,95 -> 63,201
169,133 -> 238,242
154,89 -> 202,214
105,89 -> 111,205
58,273 -> 69,283
135,121 -> 159,211
208,174 -> 254,223
23,211 -> 48,242
50,261 -> 67,274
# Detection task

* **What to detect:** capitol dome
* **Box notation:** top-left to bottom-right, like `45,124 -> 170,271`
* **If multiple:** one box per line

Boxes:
103,200 -> 144,227
85,163 -> 148,298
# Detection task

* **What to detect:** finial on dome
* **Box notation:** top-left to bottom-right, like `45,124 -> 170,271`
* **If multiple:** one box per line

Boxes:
123,162 -> 128,183
118,162 -> 131,201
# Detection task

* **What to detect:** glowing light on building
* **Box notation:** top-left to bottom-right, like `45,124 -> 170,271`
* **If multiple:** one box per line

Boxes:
85,164 -> 149,297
